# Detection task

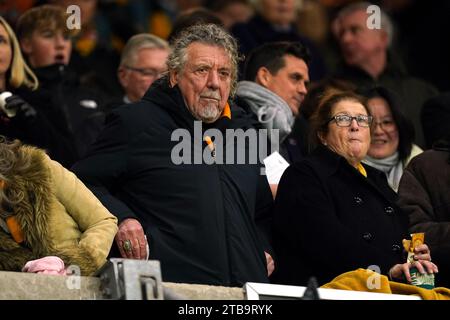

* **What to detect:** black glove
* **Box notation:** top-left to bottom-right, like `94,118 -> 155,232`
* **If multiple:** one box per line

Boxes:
5,95 -> 37,119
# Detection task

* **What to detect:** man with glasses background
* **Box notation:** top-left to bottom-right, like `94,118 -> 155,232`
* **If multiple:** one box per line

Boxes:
64,33 -> 170,162
117,34 -> 170,104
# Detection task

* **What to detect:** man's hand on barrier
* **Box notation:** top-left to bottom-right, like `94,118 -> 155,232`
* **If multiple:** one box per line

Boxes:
116,218 -> 148,260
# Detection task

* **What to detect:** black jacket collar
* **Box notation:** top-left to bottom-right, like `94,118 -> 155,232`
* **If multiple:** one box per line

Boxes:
307,144 -> 346,175
32,64 -> 79,86
307,144 -> 386,181
305,144 -> 396,202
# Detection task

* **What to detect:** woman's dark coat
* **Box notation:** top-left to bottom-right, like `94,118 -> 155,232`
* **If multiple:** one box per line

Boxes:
272,145 -> 409,286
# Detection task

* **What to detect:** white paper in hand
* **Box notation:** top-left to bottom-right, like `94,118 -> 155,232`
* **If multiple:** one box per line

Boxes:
263,151 -> 290,185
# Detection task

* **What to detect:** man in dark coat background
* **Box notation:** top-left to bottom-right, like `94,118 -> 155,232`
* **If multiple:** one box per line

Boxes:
331,2 -> 438,148
72,24 -> 273,286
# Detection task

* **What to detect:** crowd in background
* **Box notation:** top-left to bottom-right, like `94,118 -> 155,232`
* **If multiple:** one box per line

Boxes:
0,0 -> 449,294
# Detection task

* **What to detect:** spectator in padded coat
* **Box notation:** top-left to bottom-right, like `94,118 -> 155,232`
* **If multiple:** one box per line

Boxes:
0,138 -> 117,275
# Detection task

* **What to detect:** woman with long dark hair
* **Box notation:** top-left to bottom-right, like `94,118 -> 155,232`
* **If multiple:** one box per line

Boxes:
362,86 -> 422,192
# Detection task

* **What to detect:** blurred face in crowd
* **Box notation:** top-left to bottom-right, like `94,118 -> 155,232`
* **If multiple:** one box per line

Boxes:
260,0 -> 297,27
335,9 -> 388,69
0,23 -> 12,86
321,99 -> 371,166
217,2 -> 254,29
119,47 -> 169,102
258,54 -> 309,116
170,42 -> 232,123
367,96 -> 399,159
20,27 -> 71,67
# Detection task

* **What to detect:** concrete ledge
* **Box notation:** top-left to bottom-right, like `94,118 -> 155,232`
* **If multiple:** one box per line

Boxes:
0,271 -> 244,300
0,271 -> 102,300
164,282 -> 244,300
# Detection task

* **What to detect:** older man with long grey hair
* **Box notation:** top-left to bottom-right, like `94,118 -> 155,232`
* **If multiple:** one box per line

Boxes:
73,24 -> 274,286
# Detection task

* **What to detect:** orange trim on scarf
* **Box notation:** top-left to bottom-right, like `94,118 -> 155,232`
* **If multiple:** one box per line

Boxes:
6,216 -> 24,244
204,136 -> 214,153
204,103 -> 231,151
221,103 -> 231,119
0,180 -> 24,243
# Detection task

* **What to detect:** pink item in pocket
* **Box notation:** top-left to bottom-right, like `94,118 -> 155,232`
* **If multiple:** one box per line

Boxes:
22,256 -> 67,275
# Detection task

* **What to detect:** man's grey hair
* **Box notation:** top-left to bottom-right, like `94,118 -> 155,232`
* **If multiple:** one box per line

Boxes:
167,23 -> 241,96
336,1 -> 394,47
120,33 -> 170,67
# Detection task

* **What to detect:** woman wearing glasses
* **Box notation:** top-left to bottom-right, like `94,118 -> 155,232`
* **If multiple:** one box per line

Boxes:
362,87 -> 422,192
271,91 -> 437,286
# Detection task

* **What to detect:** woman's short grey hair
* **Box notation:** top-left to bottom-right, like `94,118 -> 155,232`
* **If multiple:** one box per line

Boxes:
336,1 -> 394,47
120,33 -> 170,67
167,23 -> 241,96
